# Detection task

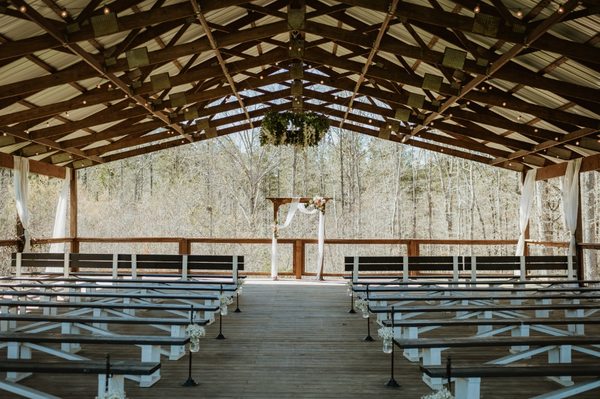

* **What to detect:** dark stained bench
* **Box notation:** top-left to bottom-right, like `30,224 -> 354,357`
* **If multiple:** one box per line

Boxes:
11,252 -> 245,281
0,332 -> 189,387
345,255 -> 576,283
0,359 -> 160,399
420,363 -> 600,399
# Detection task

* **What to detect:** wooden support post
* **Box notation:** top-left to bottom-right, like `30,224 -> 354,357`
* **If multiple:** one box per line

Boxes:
293,240 -> 305,279
576,175 -> 584,279
16,217 -> 24,253
522,171 -> 531,257
408,240 -> 420,257
179,239 -> 190,255
69,168 -> 79,255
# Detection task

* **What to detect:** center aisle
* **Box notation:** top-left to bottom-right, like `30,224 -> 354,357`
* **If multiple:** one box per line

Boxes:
183,280 -> 414,398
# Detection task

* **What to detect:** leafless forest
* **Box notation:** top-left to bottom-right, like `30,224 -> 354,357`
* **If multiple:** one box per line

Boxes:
1,130 -> 598,277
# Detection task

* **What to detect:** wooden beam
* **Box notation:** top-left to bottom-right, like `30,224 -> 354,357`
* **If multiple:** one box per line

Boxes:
0,151 -> 67,178
535,152 -> 600,181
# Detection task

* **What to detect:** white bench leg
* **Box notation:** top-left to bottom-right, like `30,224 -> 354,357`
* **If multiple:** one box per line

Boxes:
547,345 -> 573,386
510,324 -> 530,354
476,311 -> 492,334
0,305 -> 8,331
98,374 -> 125,398
565,308 -> 584,335
422,348 -> 443,390
169,325 -> 186,360
403,327 -> 420,362
7,342 -> 32,382
139,345 -> 161,387
535,299 -> 550,318
92,309 -> 107,330
455,377 -> 481,399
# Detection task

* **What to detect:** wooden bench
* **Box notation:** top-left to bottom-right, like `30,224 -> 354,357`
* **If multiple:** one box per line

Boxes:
0,332 -> 189,387
11,252 -> 245,281
345,255 -> 576,283
393,335 -> 600,389
420,363 -> 600,399
0,359 -> 160,399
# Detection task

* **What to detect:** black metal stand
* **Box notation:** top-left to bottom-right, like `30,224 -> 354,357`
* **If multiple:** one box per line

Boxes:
182,305 -> 198,387
104,354 -> 111,396
363,315 -> 374,341
348,292 -> 356,313
234,293 -> 241,313
216,311 -> 226,340
386,340 -> 400,387
446,356 -> 452,391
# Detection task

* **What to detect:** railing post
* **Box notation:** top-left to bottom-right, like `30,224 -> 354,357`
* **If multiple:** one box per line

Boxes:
179,239 -> 190,255
69,168 -> 79,255
293,240 -> 304,279
408,240 -> 420,257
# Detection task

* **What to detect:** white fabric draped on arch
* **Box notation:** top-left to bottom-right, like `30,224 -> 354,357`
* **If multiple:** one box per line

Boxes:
271,197 -> 326,280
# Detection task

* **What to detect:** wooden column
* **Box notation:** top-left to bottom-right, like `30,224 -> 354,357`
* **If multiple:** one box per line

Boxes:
521,171 -> 531,256
69,168 -> 79,254
179,239 -> 190,255
293,239 -> 305,279
575,174 -> 584,279
408,240 -> 420,256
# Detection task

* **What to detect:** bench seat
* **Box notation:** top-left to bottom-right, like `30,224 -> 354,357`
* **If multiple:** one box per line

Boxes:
421,364 -> 600,399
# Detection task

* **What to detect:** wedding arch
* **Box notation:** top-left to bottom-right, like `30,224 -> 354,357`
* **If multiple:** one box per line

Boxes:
268,197 -> 331,280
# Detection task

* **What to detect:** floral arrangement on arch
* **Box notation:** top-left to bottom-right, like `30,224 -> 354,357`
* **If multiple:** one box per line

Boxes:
260,111 -> 329,147
306,196 -> 327,213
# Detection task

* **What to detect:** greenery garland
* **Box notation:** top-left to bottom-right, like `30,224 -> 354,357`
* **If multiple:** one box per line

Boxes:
259,111 -> 329,147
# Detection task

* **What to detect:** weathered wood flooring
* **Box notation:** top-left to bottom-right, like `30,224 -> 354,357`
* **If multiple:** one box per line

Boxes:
2,280 -> 600,398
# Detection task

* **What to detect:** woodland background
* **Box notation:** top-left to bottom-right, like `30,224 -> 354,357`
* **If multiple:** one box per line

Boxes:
0,128 -> 598,278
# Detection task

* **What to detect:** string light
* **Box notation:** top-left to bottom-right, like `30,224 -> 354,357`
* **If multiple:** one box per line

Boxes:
103,5 -> 110,15
82,100 -> 87,105
19,5 -> 26,12
516,9 -> 523,18
61,9 -> 68,18
557,5 -> 564,13
474,4 -> 480,13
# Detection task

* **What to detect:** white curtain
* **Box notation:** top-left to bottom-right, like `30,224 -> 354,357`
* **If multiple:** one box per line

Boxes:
562,158 -> 582,257
271,198 -> 301,279
515,169 -> 537,256
49,169 -> 71,253
13,156 -> 31,252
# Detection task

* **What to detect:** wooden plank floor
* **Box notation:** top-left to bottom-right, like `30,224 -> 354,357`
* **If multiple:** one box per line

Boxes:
2,280 -> 600,398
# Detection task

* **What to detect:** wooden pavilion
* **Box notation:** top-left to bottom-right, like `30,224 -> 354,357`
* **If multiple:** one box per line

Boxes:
0,1 -> 599,398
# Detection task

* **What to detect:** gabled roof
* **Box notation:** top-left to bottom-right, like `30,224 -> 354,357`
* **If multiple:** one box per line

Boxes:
0,0 -> 599,172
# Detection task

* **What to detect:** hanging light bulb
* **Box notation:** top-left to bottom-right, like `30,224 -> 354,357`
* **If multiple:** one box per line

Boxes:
474,4 -> 480,13
103,5 -> 110,15
516,9 -> 523,18
61,9 -> 68,18
557,5 -> 564,14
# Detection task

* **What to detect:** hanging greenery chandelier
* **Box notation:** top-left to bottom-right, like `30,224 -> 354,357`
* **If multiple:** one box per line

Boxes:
259,111 -> 330,147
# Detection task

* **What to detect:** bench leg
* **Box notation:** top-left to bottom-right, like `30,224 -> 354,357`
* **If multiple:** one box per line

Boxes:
455,377 -> 481,399
0,305 -> 7,331
547,345 -> 573,386
92,309 -> 107,330
169,325 -> 186,360
403,327 -> 419,362
98,374 -> 125,398
422,348 -> 443,390
139,345 -> 161,387
60,323 -> 81,353
565,308 -> 584,335
535,299 -> 551,318
476,311 -> 492,334
7,342 -> 32,382
510,324 -> 530,355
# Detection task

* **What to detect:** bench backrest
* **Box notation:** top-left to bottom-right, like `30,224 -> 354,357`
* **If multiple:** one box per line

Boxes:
345,255 -> 576,282
11,252 -> 244,280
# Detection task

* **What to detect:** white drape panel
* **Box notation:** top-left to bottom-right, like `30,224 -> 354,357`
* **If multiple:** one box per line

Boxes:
562,158 -> 582,257
271,198 -> 301,279
13,156 -> 31,251
515,169 -> 537,256
49,169 -> 71,253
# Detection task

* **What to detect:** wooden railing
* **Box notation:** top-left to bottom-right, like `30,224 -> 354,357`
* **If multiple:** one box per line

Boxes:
0,236 -> 573,278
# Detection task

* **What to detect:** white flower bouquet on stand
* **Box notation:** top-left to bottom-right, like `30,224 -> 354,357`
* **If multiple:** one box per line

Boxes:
354,298 -> 370,318
186,324 -> 206,353
378,327 -> 394,354
219,293 -> 234,316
